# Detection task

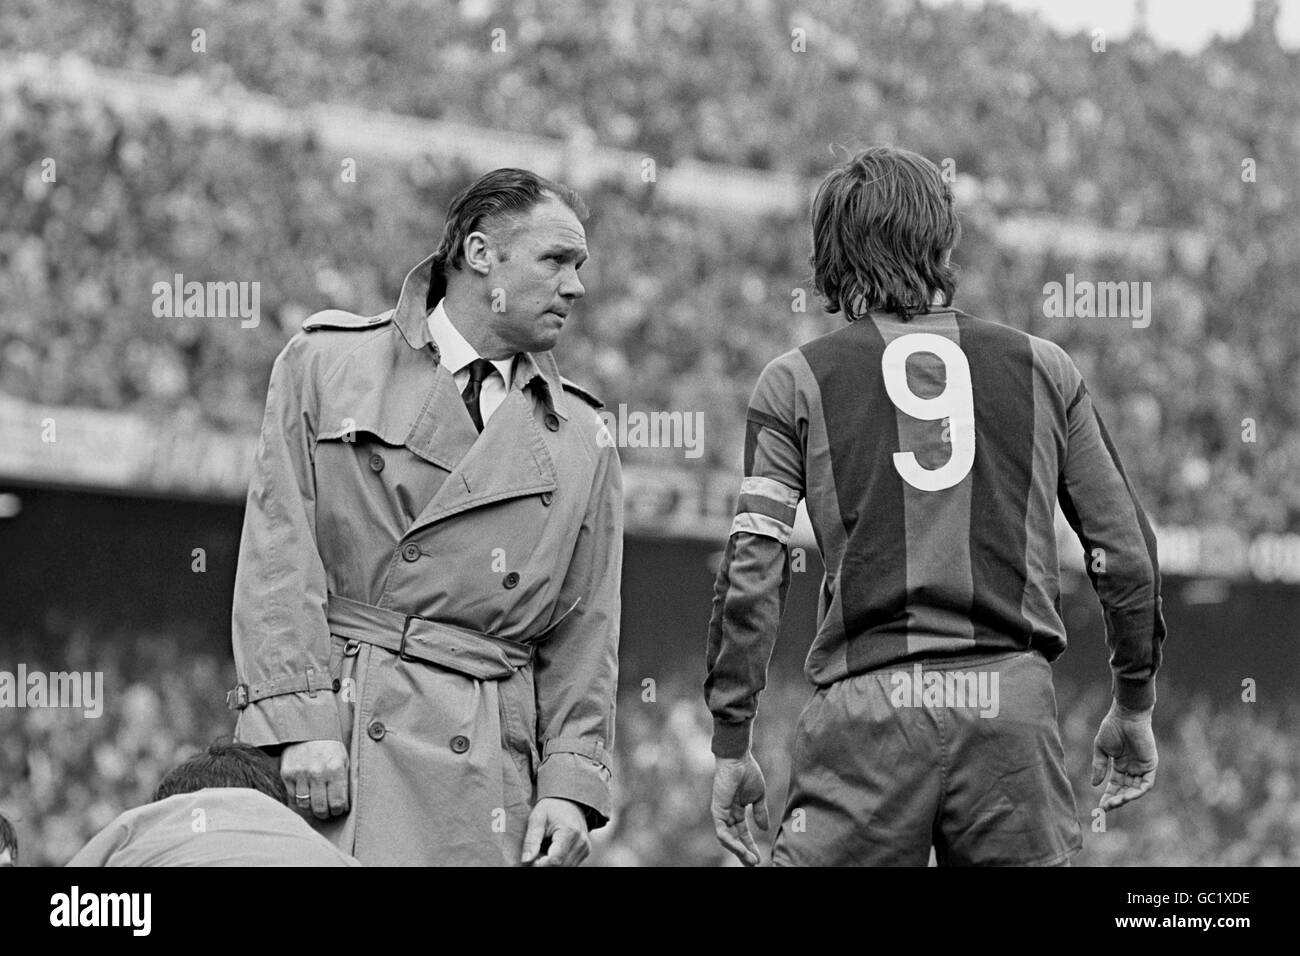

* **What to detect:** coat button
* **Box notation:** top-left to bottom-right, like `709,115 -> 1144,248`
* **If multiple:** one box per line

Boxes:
402,543 -> 421,562
331,678 -> 341,692
369,453 -> 385,472
503,571 -> 520,589
450,735 -> 470,754
540,491 -> 553,506
368,720 -> 386,741
544,413 -> 560,431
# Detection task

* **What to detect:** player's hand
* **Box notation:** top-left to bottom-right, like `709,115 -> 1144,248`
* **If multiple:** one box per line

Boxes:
711,753 -> 769,867
1091,701 -> 1157,811
521,797 -> 591,866
281,740 -> 350,820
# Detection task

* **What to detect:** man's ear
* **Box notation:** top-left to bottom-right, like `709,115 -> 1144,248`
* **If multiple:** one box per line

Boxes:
463,231 -> 492,276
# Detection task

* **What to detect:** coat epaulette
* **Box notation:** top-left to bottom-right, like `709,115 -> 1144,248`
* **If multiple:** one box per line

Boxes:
560,377 -> 604,410
302,309 -> 394,333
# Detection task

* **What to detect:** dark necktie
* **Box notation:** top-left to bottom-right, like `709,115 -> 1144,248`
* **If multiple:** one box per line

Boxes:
461,358 -> 495,433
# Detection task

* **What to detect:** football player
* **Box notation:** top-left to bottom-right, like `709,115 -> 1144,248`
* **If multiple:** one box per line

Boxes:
706,146 -> 1166,866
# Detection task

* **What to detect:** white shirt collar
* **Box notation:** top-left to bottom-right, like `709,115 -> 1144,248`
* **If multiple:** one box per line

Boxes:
427,299 -> 516,387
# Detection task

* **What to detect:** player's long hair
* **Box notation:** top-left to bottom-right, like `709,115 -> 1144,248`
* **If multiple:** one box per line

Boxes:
810,146 -> 961,322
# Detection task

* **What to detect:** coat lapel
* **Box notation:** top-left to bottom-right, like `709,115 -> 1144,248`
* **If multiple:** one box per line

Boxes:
406,384 -> 557,535
402,362 -> 478,472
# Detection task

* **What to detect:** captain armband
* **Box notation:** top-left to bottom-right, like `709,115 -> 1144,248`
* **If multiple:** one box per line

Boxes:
729,475 -> 800,544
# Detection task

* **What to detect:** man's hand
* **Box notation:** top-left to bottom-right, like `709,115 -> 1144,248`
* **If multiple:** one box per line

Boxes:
1091,701 -> 1157,811
711,753 -> 769,866
281,740 -> 350,820
521,798 -> 591,866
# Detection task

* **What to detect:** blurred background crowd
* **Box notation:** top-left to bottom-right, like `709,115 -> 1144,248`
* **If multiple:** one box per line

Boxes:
1,0 -> 1297,864
3,630 -> 1296,865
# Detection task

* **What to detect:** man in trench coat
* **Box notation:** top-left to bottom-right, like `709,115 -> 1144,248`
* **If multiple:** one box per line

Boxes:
228,168 -> 622,866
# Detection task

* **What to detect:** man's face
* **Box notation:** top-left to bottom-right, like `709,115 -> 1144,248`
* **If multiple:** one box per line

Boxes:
484,198 -> 587,354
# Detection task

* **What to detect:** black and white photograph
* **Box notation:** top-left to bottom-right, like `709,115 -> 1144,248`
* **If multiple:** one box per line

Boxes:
0,0 -> 1294,920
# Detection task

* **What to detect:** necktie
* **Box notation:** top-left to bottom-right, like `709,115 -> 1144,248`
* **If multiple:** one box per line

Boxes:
461,358 -> 495,433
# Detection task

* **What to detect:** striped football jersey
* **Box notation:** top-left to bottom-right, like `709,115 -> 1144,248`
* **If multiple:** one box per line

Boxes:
706,307 -> 1166,758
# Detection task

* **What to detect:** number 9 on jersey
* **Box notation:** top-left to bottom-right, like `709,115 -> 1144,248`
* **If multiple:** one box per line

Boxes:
881,332 -> 976,492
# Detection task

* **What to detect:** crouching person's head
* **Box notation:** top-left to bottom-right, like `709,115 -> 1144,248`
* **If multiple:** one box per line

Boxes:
152,737 -> 288,804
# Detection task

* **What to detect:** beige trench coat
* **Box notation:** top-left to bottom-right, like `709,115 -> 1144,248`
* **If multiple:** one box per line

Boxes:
229,253 -> 623,866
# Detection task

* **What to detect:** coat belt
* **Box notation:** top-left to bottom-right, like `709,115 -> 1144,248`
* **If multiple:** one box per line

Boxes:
325,593 -> 534,681
227,593 -> 578,711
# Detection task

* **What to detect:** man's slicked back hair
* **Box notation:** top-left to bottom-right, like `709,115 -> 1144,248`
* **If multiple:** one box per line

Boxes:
433,167 -> 588,273
152,738 -> 288,804
811,146 -> 961,322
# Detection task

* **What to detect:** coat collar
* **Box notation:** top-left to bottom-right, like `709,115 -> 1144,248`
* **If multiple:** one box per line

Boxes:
392,252 -> 571,421
427,298 -> 516,386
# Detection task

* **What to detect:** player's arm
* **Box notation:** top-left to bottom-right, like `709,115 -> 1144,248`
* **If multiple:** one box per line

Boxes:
229,336 -> 348,819
706,356 -> 805,864
1057,356 -> 1166,809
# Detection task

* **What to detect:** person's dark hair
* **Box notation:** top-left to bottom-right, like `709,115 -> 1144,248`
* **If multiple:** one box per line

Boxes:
810,146 -> 961,321
0,812 -> 17,863
433,167 -> 588,273
152,738 -> 288,804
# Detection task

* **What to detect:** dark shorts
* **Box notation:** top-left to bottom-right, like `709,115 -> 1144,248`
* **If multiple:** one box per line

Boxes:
771,649 -> 1082,867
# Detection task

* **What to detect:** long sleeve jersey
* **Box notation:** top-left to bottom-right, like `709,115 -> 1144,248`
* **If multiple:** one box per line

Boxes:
705,308 -> 1167,757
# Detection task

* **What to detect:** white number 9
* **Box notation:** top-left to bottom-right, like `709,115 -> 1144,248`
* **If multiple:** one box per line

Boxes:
881,333 -> 975,491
